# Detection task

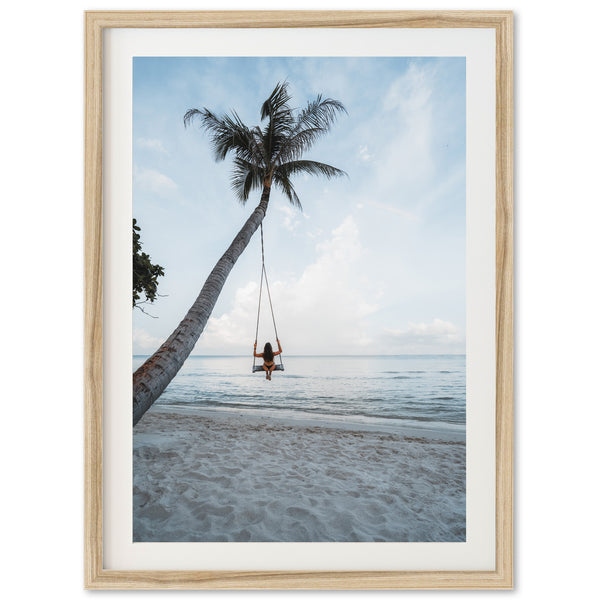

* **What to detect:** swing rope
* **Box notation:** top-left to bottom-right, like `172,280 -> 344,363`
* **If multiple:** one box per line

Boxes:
253,222 -> 283,370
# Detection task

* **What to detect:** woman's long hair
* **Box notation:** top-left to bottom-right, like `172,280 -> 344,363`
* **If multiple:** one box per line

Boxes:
263,342 -> 274,362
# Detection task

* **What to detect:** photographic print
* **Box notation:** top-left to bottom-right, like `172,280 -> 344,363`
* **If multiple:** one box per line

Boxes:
131,56 -> 467,543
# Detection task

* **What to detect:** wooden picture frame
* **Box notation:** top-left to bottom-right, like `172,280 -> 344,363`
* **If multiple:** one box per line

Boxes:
84,10 -> 512,590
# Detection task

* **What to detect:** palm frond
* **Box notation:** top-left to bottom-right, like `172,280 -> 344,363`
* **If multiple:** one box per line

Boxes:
275,126 -> 331,164
230,157 -> 264,204
259,82 -> 296,163
184,108 -> 259,164
276,159 -> 347,181
260,81 -> 293,121
272,171 -> 302,210
296,96 -> 348,132
274,97 -> 347,164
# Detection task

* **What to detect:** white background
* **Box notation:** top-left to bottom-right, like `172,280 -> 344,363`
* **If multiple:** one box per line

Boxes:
1,0 -> 599,597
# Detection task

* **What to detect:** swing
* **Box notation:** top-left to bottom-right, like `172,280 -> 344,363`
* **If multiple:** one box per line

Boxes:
252,223 -> 285,373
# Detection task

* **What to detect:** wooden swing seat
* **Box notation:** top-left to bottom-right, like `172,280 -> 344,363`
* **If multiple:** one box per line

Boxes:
252,364 -> 284,373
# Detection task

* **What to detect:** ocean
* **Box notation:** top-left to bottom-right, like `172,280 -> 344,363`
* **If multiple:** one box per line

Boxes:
133,355 -> 465,438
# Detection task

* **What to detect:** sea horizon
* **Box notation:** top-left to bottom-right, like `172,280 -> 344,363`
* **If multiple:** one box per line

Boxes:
133,354 -> 466,435
134,353 -> 467,358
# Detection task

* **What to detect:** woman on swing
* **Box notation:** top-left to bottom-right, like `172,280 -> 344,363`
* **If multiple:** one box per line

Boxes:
254,339 -> 282,380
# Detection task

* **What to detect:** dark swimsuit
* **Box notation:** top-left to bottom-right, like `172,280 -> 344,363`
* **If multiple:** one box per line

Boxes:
257,349 -> 279,369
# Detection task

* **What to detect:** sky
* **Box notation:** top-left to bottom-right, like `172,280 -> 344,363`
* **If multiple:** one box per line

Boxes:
132,57 -> 465,356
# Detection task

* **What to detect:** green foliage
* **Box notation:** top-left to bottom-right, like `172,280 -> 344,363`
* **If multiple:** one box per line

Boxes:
184,81 -> 347,210
133,219 -> 165,309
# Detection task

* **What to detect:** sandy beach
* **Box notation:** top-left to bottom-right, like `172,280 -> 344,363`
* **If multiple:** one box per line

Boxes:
133,404 -> 465,542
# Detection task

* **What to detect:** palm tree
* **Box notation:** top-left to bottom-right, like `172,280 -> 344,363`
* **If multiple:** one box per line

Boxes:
133,82 -> 347,425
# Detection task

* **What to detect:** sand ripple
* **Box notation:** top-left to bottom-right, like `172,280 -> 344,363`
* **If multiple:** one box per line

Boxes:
133,407 -> 465,542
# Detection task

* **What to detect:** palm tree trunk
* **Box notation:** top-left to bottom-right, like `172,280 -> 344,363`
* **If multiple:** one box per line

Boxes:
133,186 -> 271,425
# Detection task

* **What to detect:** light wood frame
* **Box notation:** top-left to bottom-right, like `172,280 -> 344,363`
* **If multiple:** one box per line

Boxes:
84,10 -> 513,590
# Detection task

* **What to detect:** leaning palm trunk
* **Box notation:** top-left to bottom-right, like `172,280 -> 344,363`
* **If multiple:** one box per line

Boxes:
133,187 -> 270,425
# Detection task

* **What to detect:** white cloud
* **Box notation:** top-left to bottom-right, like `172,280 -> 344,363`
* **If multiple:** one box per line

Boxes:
374,62 -> 437,187
133,328 -> 164,354
277,204 -> 303,232
358,145 -> 373,161
193,215 -> 379,355
381,319 -> 465,354
196,281 -> 259,350
383,62 -> 434,113
136,137 -> 168,153
134,166 -> 177,196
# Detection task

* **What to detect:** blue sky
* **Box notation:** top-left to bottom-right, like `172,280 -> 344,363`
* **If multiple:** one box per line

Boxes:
133,57 -> 465,356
